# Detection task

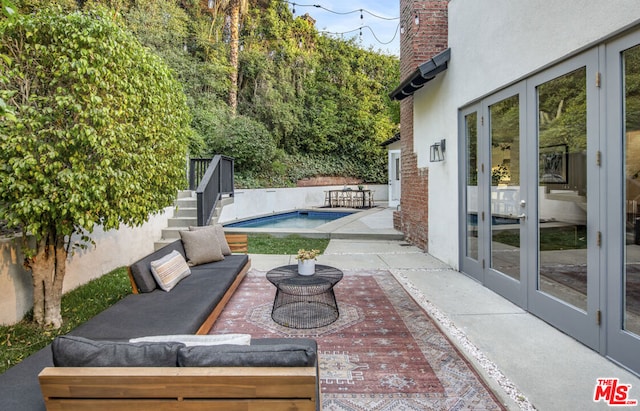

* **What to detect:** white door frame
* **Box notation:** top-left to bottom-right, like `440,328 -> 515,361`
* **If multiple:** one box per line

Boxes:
388,150 -> 401,208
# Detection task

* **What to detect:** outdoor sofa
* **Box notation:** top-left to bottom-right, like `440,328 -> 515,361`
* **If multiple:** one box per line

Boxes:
0,228 -> 320,411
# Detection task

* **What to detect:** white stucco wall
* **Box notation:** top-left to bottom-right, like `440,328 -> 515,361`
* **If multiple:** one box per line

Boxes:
413,0 -> 640,267
218,185 -> 388,223
0,208 -> 171,325
386,141 -> 401,151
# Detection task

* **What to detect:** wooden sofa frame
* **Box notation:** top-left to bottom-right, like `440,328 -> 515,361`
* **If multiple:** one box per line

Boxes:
39,233 -> 320,410
39,366 -> 318,411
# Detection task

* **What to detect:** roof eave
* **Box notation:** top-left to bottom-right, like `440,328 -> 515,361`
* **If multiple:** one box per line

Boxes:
389,48 -> 451,101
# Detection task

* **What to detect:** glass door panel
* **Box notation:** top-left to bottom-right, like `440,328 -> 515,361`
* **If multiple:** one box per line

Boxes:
536,68 -> 589,311
489,95 -> 521,280
624,44 -> 640,336
465,112 -> 479,261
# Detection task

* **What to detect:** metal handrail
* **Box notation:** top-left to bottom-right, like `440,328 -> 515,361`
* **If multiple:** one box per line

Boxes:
191,155 -> 234,226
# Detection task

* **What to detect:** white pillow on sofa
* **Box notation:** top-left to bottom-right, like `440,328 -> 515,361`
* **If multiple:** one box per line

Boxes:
129,334 -> 251,346
149,250 -> 191,292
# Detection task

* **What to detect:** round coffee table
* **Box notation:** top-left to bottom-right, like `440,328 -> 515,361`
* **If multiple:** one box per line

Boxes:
266,265 -> 343,329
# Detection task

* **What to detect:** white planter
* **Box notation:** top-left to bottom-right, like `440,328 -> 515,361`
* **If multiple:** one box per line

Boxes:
298,260 -> 316,276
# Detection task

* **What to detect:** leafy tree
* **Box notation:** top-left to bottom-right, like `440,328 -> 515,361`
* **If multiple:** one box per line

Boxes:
205,0 -> 248,113
0,8 -> 191,327
0,0 -> 15,120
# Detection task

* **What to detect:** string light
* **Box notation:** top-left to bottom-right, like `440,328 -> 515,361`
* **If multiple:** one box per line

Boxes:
320,24 -> 400,46
284,1 -> 400,46
286,1 -> 399,20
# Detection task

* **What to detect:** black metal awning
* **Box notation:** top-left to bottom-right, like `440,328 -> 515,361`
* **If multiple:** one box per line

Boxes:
389,48 -> 451,101
380,133 -> 400,147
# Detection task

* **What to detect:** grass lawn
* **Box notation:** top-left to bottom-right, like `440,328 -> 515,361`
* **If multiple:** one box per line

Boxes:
0,234 -> 329,374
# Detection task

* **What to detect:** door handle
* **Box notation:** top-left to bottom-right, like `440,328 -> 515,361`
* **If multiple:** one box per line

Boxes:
518,213 -> 526,221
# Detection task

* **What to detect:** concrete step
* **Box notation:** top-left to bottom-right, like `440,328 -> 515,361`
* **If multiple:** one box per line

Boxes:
155,238 -> 177,250
161,227 -> 184,239
175,197 -> 196,208
174,207 -> 197,218
167,217 -> 197,228
177,190 -> 194,199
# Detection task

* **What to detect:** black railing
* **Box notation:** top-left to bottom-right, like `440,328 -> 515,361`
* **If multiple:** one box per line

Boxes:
189,158 -> 212,190
190,155 -> 234,226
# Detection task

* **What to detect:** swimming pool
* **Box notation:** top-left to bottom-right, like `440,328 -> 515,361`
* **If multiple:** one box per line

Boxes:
224,210 -> 354,229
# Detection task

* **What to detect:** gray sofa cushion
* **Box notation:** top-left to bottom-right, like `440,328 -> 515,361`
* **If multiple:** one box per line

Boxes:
69,255 -> 249,340
177,341 -> 317,367
129,240 -> 187,293
52,336 -> 184,367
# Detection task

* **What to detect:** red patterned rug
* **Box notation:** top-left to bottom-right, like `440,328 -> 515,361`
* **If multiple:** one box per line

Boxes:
210,269 -> 506,410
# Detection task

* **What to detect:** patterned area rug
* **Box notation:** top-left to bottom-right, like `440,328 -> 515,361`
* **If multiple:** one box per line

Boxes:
210,269 -> 505,410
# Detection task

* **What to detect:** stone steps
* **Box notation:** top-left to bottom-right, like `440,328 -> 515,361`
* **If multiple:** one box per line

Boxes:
154,191 -> 233,250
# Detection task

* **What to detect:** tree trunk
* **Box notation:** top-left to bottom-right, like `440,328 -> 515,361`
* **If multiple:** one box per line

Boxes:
228,0 -> 239,114
28,233 -> 66,328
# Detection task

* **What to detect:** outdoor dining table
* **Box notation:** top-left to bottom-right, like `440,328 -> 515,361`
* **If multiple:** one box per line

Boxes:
324,189 -> 373,208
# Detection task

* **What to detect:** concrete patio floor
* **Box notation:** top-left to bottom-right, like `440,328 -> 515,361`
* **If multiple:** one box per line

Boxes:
248,207 -> 640,410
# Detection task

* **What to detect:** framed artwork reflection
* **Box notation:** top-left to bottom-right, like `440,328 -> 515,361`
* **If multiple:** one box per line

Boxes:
539,144 -> 568,184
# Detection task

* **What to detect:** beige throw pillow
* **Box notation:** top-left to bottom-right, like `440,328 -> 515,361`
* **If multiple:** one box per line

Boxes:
149,250 -> 191,292
189,224 -> 232,256
180,228 -> 225,266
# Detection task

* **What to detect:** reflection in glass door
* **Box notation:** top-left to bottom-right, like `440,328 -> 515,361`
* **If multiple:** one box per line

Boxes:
623,45 -> 640,337
528,53 -> 599,350
465,112 -> 479,262
536,68 -> 589,312
608,35 -> 640,375
489,95 -> 521,281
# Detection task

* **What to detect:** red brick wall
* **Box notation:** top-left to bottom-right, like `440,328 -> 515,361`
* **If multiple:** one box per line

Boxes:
395,0 -> 449,251
297,176 -> 362,187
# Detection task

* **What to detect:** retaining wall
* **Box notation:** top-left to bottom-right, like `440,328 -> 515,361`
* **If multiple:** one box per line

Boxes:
0,208 -> 171,325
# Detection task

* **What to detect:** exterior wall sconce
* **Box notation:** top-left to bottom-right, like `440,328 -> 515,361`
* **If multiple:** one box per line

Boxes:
430,139 -> 446,162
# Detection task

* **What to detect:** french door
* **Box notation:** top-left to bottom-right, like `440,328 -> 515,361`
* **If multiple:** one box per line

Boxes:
605,31 -> 640,375
525,51 -> 601,350
461,29 -> 640,374
460,85 -> 528,308
460,50 -> 602,351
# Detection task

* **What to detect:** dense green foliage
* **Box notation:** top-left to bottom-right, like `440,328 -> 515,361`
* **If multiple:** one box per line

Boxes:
0,7 -> 190,241
10,0 -> 399,187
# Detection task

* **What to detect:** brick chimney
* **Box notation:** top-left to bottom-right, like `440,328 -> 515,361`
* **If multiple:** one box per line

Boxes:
395,0 -> 449,250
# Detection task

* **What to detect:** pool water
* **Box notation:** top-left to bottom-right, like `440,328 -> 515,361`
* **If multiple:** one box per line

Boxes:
225,210 -> 353,229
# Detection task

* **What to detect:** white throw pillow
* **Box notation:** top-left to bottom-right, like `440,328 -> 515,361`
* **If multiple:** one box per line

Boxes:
130,334 -> 251,346
149,250 -> 191,292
